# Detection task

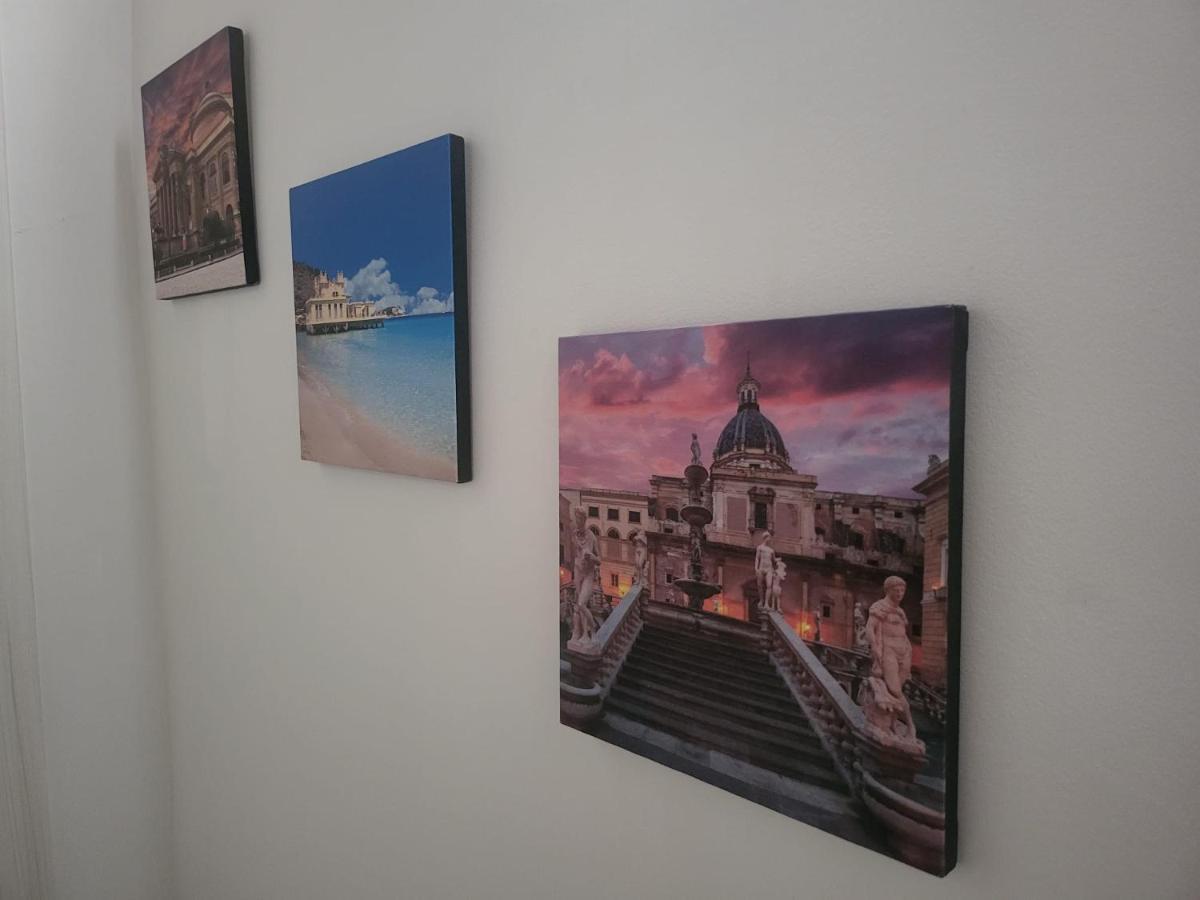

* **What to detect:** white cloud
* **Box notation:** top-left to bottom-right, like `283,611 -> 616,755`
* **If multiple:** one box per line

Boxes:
345,260 -> 452,316
346,257 -> 401,301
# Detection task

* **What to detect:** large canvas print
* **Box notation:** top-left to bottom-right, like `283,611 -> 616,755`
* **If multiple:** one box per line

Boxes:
140,27 -> 258,299
558,305 -> 966,875
289,135 -> 470,482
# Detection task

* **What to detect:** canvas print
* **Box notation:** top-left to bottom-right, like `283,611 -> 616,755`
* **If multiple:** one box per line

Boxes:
140,27 -> 258,300
289,135 -> 470,482
559,305 -> 966,875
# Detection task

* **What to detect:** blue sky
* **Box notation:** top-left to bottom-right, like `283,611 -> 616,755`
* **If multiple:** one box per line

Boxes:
290,135 -> 455,313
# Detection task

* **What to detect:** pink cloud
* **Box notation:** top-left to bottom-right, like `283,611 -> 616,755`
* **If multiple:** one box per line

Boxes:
559,307 -> 956,496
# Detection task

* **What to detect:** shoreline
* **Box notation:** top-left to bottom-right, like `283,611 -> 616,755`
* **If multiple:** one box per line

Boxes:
297,363 -> 457,481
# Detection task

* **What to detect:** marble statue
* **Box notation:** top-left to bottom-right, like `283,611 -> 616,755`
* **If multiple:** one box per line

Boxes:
764,557 -> 786,612
632,531 -> 648,586
690,432 -> 702,466
754,531 -> 776,611
569,507 -> 599,647
858,576 -> 924,751
853,603 -> 868,651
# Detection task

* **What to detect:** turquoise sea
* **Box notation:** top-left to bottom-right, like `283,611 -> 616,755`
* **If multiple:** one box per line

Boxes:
296,313 -> 458,462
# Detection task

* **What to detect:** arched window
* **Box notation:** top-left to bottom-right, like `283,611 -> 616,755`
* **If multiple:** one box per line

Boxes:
588,525 -> 600,536
224,204 -> 233,229
606,528 -> 620,540
628,529 -> 639,542
220,152 -> 230,184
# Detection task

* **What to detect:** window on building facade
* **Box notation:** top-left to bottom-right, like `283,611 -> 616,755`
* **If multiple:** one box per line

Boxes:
821,604 -> 832,618
753,502 -> 768,531
588,525 -> 600,536
815,526 -> 825,537
611,573 -> 618,588
851,506 -> 860,514
220,152 -> 230,183
225,204 -> 233,229
939,538 -> 949,588
606,528 -> 620,539
666,507 -> 679,522
816,503 -> 822,510
607,508 -> 619,521
587,506 -> 599,518
665,573 -> 674,584
894,510 -> 904,519
628,511 -> 641,523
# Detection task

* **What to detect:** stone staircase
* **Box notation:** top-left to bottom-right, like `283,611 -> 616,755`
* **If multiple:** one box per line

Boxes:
605,620 -> 846,794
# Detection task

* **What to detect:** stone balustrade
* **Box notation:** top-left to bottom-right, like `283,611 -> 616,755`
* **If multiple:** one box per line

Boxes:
764,610 -> 945,869
560,584 -> 647,728
764,611 -> 868,792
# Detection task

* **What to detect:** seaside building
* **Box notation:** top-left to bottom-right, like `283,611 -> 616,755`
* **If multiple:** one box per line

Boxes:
149,84 -> 242,277
303,271 -> 381,334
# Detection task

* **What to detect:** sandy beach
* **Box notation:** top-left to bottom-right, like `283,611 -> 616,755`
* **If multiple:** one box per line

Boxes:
297,364 -> 457,481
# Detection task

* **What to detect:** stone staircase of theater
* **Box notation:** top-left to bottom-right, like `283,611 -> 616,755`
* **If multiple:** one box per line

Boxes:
605,620 -> 846,794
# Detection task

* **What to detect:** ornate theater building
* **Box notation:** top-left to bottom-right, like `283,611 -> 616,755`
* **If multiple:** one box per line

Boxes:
148,85 -> 243,279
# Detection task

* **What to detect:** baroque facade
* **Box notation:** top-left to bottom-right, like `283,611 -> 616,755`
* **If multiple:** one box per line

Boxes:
562,365 -> 945,672
149,87 -> 242,277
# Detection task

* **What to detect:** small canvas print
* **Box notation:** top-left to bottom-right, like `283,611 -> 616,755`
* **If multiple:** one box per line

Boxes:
140,27 -> 258,299
559,305 -> 966,875
289,135 -> 470,482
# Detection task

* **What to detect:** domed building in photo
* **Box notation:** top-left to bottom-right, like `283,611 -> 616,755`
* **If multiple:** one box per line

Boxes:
642,363 -> 931,658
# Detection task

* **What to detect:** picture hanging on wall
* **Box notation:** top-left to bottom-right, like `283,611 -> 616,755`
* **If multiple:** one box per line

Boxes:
289,135 -> 470,482
140,26 -> 259,300
558,305 -> 967,875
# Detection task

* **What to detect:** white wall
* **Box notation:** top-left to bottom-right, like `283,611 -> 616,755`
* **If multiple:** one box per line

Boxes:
0,1 -> 174,898
127,2 -> 1200,899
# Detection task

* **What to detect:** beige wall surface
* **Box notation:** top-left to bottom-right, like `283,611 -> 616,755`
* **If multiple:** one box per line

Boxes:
1,1 -> 174,898
127,1 -> 1200,898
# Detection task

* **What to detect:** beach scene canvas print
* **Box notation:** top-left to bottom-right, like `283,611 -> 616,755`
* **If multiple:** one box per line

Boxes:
290,135 -> 470,482
558,306 -> 966,875
140,27 -> 258,300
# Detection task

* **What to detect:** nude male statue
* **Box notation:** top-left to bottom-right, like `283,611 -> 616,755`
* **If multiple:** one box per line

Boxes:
754,531 -> 776,611
690,433 -> 702,466
632,531 -> 648,586
765,557 -> 786,612
570,507 -> 600,645
860,575 -> 922,747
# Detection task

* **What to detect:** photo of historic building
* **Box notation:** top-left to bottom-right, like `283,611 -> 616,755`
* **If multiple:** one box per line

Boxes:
559,306 -> 966,875
140,27 -> 257,299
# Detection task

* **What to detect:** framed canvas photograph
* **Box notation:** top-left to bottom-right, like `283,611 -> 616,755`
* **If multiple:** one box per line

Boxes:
140,26 -> 259,300
558,305 -> 966,875
289,135 -> 470,483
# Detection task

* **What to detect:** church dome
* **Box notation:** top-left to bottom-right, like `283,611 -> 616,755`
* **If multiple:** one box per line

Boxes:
712,365 -> 792,470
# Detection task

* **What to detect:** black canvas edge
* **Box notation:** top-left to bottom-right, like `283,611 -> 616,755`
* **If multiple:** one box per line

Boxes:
140,26 -> 259,301
448,134 -> 472,483
228,27 -> 260,290
942,304 -> 968,876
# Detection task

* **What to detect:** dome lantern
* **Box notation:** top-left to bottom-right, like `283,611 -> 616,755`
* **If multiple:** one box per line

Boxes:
712,362 -> 792,472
